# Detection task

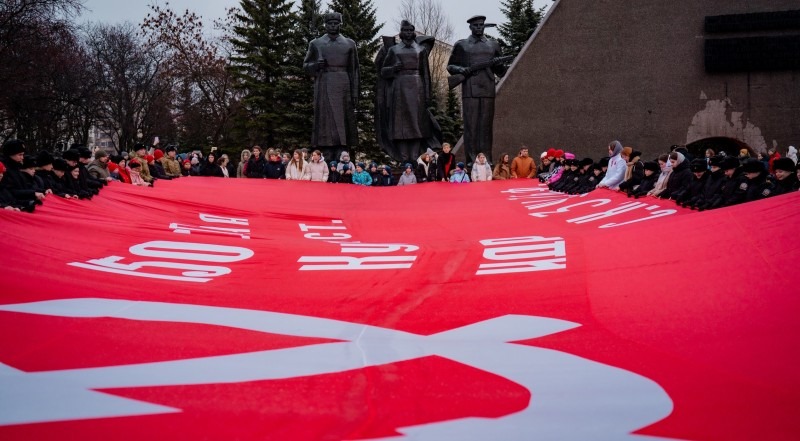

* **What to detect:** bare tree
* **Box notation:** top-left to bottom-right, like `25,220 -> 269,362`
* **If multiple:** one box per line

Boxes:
141,4 -> 242,148
85,22 -> 172,152
395,0 -> 454,99
0,0 -> 88,147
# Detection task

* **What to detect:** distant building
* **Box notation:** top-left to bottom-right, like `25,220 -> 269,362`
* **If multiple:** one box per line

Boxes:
87,126 -> 117,153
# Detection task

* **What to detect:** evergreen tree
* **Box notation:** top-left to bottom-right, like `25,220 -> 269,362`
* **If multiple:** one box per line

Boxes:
229,0 -> 297,147
439,88 -> 462,145
498,0 -> 546,58
274,0 -> 323,148
327,0 -> 383,161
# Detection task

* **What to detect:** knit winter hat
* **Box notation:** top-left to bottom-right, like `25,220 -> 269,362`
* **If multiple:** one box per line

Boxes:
128,159 -> 141,168
146,155 -> 155,163
554,149 -> 564,159
456,162 -> 465,169
0,161 -> 6,173
94,150 -> 107,160
154,149 -> 164,160
546,148 -> 556,158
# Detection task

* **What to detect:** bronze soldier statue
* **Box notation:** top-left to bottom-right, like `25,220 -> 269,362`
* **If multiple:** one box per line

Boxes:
447,15 -> 508,165
380,21 -> 434,164
303,12 -> 359,163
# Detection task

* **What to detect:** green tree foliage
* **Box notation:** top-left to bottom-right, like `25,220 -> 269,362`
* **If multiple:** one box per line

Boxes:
439,88 -> 463,145
327,0 -> 383,160
498,0 -> 546,58
228,0 -> 297,147
273,0 -> 324,149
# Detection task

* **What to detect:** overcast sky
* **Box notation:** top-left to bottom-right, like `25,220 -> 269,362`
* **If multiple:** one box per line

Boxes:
80,0 -> 552,43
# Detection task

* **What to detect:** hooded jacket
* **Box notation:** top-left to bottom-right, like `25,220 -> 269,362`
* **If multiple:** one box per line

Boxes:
659,153 -> 692,200
598,141 -> 626,190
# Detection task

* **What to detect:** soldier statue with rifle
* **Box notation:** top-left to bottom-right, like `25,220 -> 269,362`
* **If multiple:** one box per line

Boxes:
447,15 -> 511,165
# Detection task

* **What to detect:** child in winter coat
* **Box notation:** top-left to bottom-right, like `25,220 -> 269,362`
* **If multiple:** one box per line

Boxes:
128,160 -> 151,187
379,166 -> 395,186
397,163 -> 417,185
352,163 -> 372,186
449,162 -> 470,183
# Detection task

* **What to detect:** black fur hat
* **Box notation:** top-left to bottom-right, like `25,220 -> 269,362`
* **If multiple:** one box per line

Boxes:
36,150 -> 54,167
720,156 -> 739,170
579,158 -> 594,168
21,155 -> 37,169
690,159 -> 707,173
2,139 -> 25,157
643,161 -> 660,173
773,158 -> 795,173
708,155 -> 724,168
78,148 -> 92,159
52,158 -> 68,172
741,158 -> 765,174
598,157 -> 610,168
62,149 -> 80,161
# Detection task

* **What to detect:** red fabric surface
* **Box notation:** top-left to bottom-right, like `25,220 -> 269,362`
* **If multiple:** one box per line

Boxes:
1,178 -> 798,440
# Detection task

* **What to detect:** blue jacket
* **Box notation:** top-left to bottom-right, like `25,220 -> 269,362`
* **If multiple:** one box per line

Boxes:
352,170 -> 372,186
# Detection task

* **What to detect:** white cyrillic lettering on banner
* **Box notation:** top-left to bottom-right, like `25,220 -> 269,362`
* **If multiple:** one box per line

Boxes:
598,209 -> 678,228
299,221 -> 346,232
169,223 -> 251,240
566,201 -> 648,224
69,256 -> 231,283
297,221 -> 419,271
477,236 -> 566,275
338,242 -> 419,253
298,256 -> 417,271
529,199 -> 612,218
198,214 -> 249,226
129,241 -> 254,263
72,212 -> 254,284
303,233 -> 353,240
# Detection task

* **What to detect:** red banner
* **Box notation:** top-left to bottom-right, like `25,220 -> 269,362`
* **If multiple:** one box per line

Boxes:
1,178 -> 798,440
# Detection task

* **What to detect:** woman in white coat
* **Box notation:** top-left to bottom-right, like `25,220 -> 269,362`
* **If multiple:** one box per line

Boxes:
596,141 -> 628,190
471,152 -> 493,182
285,149 -> 310,180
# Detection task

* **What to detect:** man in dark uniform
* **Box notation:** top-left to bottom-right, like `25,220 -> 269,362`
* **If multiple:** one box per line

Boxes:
447,15 -> 507,165
303,12 -> 359,163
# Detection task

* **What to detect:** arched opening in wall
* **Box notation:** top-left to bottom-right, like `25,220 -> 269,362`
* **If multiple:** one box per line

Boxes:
686,137 -> 753,159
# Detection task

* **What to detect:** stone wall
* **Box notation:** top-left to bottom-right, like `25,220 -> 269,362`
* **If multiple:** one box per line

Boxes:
493,0 -> 800,160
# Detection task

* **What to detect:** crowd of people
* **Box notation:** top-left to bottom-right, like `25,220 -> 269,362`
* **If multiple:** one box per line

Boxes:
1,138 -> 797,213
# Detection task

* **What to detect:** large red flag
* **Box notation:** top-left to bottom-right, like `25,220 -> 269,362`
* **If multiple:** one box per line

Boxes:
1,178 -> 798,440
